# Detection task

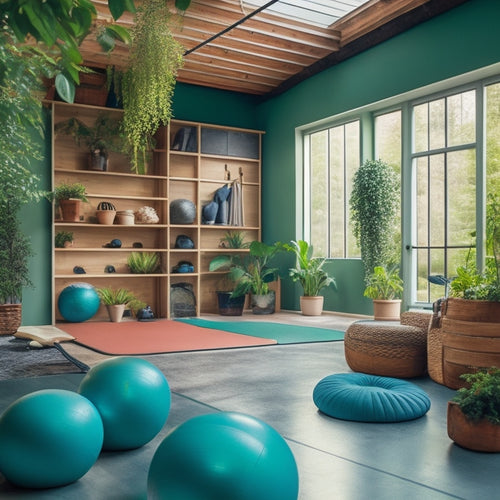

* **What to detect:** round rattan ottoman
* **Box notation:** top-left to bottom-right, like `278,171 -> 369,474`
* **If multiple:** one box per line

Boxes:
344,320 -> 427,378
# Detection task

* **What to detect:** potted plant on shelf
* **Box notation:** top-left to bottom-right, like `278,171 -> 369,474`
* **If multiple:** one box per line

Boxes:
127,252 -> 161,274
54,113 -> 123,171
97,287 -> 138,323
447,367 -> 500,452
349,159 -> 400,315
55,231 -> 74,248
209,241 -> 283,315
52,182 -> 89,222
95,201 -> 117,225
363,265 -> 404,320
284,240 -> 336,316
439,192 -> 500,388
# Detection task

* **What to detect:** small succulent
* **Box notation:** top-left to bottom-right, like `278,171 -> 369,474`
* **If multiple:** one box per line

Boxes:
127,252 -> 160,274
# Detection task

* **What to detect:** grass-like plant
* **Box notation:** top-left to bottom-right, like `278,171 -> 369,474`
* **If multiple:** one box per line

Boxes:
97,287 -> 136,306
127,252 -> 160,274
363,265 -> 403,300
452,367 -> 500,424
219,231 -> 250,249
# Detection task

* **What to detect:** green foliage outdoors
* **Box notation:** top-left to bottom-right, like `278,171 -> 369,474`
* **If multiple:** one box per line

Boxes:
121,0 -> 184,173
284,240 -> 336,296
363,265 -> 403,300
452,368 -> 500,425
127,252 -> 160,274
350,159 -> 400,281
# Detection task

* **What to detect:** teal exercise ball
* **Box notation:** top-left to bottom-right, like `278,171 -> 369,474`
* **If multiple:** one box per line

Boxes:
58,282 -> 100,322
0,389 -> 103,489
78,357 -> 171,450
148,412 -> 299,500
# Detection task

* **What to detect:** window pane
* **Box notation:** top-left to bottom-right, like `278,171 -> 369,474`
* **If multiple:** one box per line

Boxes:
415,156 -> 429,248
345,121 -> 360,258
329,127 -> 345,258
486,83 -> 500,199
413,103 -> 428,153
375,111 -> 401,167
447,149 -> 476,246
429,99 -> 445,150
310,130 -> 329,256
447,90 -> 475,147
429,154 -> 445,247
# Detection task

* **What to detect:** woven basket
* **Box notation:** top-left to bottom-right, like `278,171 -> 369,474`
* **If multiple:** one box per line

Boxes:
344,321 -> 427,378
0,304 -> 22,335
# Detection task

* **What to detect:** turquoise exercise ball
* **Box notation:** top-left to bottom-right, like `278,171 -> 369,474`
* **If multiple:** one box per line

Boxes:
147,412 -> 299,500
58,282 -> 100,322
78,357 -> 171,450
0,389 -> 103,489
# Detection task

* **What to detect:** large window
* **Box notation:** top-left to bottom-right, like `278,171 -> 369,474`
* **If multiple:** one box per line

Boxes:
307,121 -> 360,258
303,74 -> 500,307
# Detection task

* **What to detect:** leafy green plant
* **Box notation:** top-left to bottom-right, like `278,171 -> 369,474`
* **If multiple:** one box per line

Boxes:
452,368 -> 500,425
55,113 -> 123,158
209,241 -> 283,297
97,287 -> 136,306
219,231 -> 250,249
55,231 -> 74,248
52,183 -> 88,203
127,252 -> 160,274
121,0 -> 184,173
284,240 -> 336,296
363,265 -> 403,300
350,159 -> 399,281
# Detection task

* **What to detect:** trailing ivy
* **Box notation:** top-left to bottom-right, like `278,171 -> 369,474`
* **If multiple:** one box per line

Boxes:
350,159 -> 399,281
121,0 -> 184,174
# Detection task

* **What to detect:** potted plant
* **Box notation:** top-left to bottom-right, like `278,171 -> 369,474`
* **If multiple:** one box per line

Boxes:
127,252 -> 161,274
97,287 -> 138,322
439,193 -> 500,388
55,231 -> 74,248
209,241 -> 283,315
213,275 -> 246,317
447,367 -> 500,452
54,113 -> 123,171
363,265 -> 403,320
284,240 -> 336,316
52,182 -> 89,222
95,201 -> 117,225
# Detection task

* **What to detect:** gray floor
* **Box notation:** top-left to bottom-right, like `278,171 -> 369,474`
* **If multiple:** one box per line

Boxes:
1,314 -> 499,499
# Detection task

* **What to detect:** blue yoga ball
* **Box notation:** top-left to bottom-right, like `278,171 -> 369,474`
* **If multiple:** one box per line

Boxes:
0,389 -> 103,489
148,412 -> 299,500
58,282 -> 100,322
78,357 -> 171,451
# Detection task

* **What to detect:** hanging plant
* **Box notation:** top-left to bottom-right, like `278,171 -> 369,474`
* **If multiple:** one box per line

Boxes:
121,0 -> 184,174
350,159 -> 399,281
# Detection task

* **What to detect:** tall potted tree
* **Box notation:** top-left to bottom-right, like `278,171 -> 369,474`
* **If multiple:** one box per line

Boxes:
284,240 -> 336,316
350,159 -> 400,318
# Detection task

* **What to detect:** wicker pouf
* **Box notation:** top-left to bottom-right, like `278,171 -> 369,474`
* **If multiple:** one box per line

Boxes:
344,320 -> 428,378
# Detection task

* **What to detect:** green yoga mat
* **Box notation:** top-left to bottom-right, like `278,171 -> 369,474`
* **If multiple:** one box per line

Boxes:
177,318 -> 344,344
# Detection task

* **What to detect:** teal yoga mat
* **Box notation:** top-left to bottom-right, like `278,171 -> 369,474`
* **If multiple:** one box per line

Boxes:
177,318 -> 344,344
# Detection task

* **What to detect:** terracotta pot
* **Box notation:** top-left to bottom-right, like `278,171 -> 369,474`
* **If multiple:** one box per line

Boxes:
373,299 -> 401,321
96,210 -> 116,225
441,298 -> 500,389
300,296 -> 324,316
106,304 -> 126,323
59,199 -> 81,222
447,401 -> 500,452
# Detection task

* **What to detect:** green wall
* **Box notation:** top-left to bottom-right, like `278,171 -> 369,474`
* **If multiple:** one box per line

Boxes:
256,0 -> 500,314
21,0 -> 500,324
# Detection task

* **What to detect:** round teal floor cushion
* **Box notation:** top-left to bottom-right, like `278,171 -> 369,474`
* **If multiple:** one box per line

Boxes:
313,373 -> 431,422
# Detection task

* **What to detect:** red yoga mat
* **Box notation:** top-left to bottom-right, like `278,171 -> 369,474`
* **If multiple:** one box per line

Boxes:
59,319 -> 277,355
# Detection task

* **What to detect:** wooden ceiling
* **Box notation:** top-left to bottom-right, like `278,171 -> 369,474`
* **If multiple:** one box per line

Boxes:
86,0 -> 469,97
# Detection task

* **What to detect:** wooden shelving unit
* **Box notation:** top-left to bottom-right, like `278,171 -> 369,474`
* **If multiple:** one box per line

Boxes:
51,102 -> 263,322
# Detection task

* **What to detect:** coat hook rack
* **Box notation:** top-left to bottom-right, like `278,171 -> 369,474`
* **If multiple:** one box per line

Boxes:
224,164 -> 230,181
239,167 -> 243,181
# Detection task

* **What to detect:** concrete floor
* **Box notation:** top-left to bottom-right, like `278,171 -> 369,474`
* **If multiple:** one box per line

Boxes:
0,312 -> 499,499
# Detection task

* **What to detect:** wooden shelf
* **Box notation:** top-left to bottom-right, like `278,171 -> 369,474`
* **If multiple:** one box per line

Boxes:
52,101 -> 262,321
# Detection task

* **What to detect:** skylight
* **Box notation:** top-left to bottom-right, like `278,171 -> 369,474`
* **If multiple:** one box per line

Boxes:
242,0 -> 371,28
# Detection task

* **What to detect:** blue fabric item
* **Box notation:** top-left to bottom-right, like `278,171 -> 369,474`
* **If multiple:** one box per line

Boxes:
313,373 -> 431,422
